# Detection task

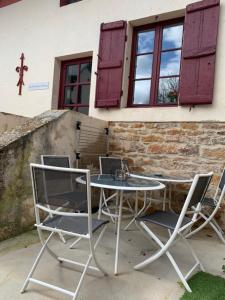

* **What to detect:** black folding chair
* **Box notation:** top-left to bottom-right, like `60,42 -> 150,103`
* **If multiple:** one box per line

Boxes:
186,168 -> 225,243
134,172 -> 213,292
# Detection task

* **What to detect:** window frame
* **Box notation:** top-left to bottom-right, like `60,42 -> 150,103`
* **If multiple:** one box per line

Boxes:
127,18 -> 184,108
58,57 -> 92,113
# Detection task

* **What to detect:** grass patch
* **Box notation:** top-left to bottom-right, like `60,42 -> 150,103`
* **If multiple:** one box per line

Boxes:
181,271 -> 225,300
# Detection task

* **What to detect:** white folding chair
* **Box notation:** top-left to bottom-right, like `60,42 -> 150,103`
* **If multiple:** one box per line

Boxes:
21,164 -> 108,300
186,168 -> 225,244
134,172 -> 213,292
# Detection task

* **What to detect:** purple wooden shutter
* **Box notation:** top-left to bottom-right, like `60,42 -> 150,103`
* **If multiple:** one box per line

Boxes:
95,20 -> 127,108
179,0 -> 220,105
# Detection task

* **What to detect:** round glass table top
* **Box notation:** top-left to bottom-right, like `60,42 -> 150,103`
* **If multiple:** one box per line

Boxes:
80,174 -> 165,191
130,173 -> 193,183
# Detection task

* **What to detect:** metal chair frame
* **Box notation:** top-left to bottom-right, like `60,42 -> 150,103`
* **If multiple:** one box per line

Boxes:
134,172 -> 213,293
186,168 -> 225,244
21,164 -> 108,300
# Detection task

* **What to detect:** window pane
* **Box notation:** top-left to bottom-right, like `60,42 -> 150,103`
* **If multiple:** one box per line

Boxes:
135,54 -> 153,79
157,77 -> 179,104
160,50 -> 181,76
80,63 -> 92,82
77,106 -> 89,115
133,80 -> 151,105
64,86 -> 77,104
162,24 -> 183,50
68,0 -> 82,3
66,65 -> 78,84
78,85 -> 90,105
137,30 -> 155,54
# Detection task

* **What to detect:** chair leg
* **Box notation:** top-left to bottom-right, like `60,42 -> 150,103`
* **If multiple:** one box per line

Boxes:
59,232 -> 66,243
186,212 -> 225,244
72,226 -> 109,300
72,253 -> 93,300
70,236 -> 83,249
124,191 -> 149,231
208,219 -> 225,244
21,232 -> 55,293
90,225 -> 108,276
166,250 -> 192,292
37,228 -> 60,261
134,222 -> 203,293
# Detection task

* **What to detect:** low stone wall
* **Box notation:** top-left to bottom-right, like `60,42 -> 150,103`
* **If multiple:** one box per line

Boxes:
0,110 -> 107,241
0,112 -> 28,134
109,122 -> 225,228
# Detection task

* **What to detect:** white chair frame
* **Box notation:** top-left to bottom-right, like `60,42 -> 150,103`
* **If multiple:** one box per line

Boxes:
21,164 -> 108,300
186,169 -> 225,244
134,172 -> 213,293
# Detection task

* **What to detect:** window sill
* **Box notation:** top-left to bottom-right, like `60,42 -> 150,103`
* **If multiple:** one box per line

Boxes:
126,103 -> 178,108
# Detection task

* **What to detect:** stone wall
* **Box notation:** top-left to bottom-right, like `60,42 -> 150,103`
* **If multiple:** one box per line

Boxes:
0,110 -> 108,241
0,112 -> 28,134
109,122 -> 225,228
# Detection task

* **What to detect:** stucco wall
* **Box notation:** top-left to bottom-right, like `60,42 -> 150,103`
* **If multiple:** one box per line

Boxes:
0,110 -> 108,241
0,0 -> 225,121
0,112 -> 28,134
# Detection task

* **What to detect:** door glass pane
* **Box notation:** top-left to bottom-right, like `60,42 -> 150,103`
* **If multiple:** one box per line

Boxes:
77,106 -> 89,115
158,77 -> 179,104
80,63 -> 92,82
78,85 -> 90,105
64,86 -> 77,104
66,65 -> 78,84
160,50 -> 181,76
137,30 -> 155,54
133,80 -> 151,105
135,54 -> 153,79
162,24 -> 183,50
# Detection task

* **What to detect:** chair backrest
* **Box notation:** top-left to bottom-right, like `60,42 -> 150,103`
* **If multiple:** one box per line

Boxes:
188,173 -> 213,208
30,164 -> 91,224
99,156 -> 122,175
176,172 -> 213,232
219,168 -> 225,191
41,155 -> 71,168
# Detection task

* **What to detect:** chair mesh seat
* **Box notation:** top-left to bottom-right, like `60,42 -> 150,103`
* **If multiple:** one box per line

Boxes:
137,211 -> 191,230
43,215 -> 109,235
201,197 -> 216,208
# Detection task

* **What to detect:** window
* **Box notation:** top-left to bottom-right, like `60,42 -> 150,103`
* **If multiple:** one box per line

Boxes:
60,0 -> 82,6
128,19 -> 184,107
59,57 -> 92,115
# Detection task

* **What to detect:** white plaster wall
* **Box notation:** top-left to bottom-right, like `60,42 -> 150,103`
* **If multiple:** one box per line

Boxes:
0,0 -> 224,121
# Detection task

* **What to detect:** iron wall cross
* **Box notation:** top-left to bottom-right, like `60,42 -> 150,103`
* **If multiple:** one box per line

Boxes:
16,53 -> 28,95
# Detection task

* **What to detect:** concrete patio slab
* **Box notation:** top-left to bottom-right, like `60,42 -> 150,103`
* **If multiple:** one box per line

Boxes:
0,220 -> 224,300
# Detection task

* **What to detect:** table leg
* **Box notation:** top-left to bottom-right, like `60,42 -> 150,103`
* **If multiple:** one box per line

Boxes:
114,190 -> 123,275
163,185 -> 167,211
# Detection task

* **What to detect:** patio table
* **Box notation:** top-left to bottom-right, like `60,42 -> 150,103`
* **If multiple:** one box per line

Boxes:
130,173 -> 193,210
78,174 -> 165,275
